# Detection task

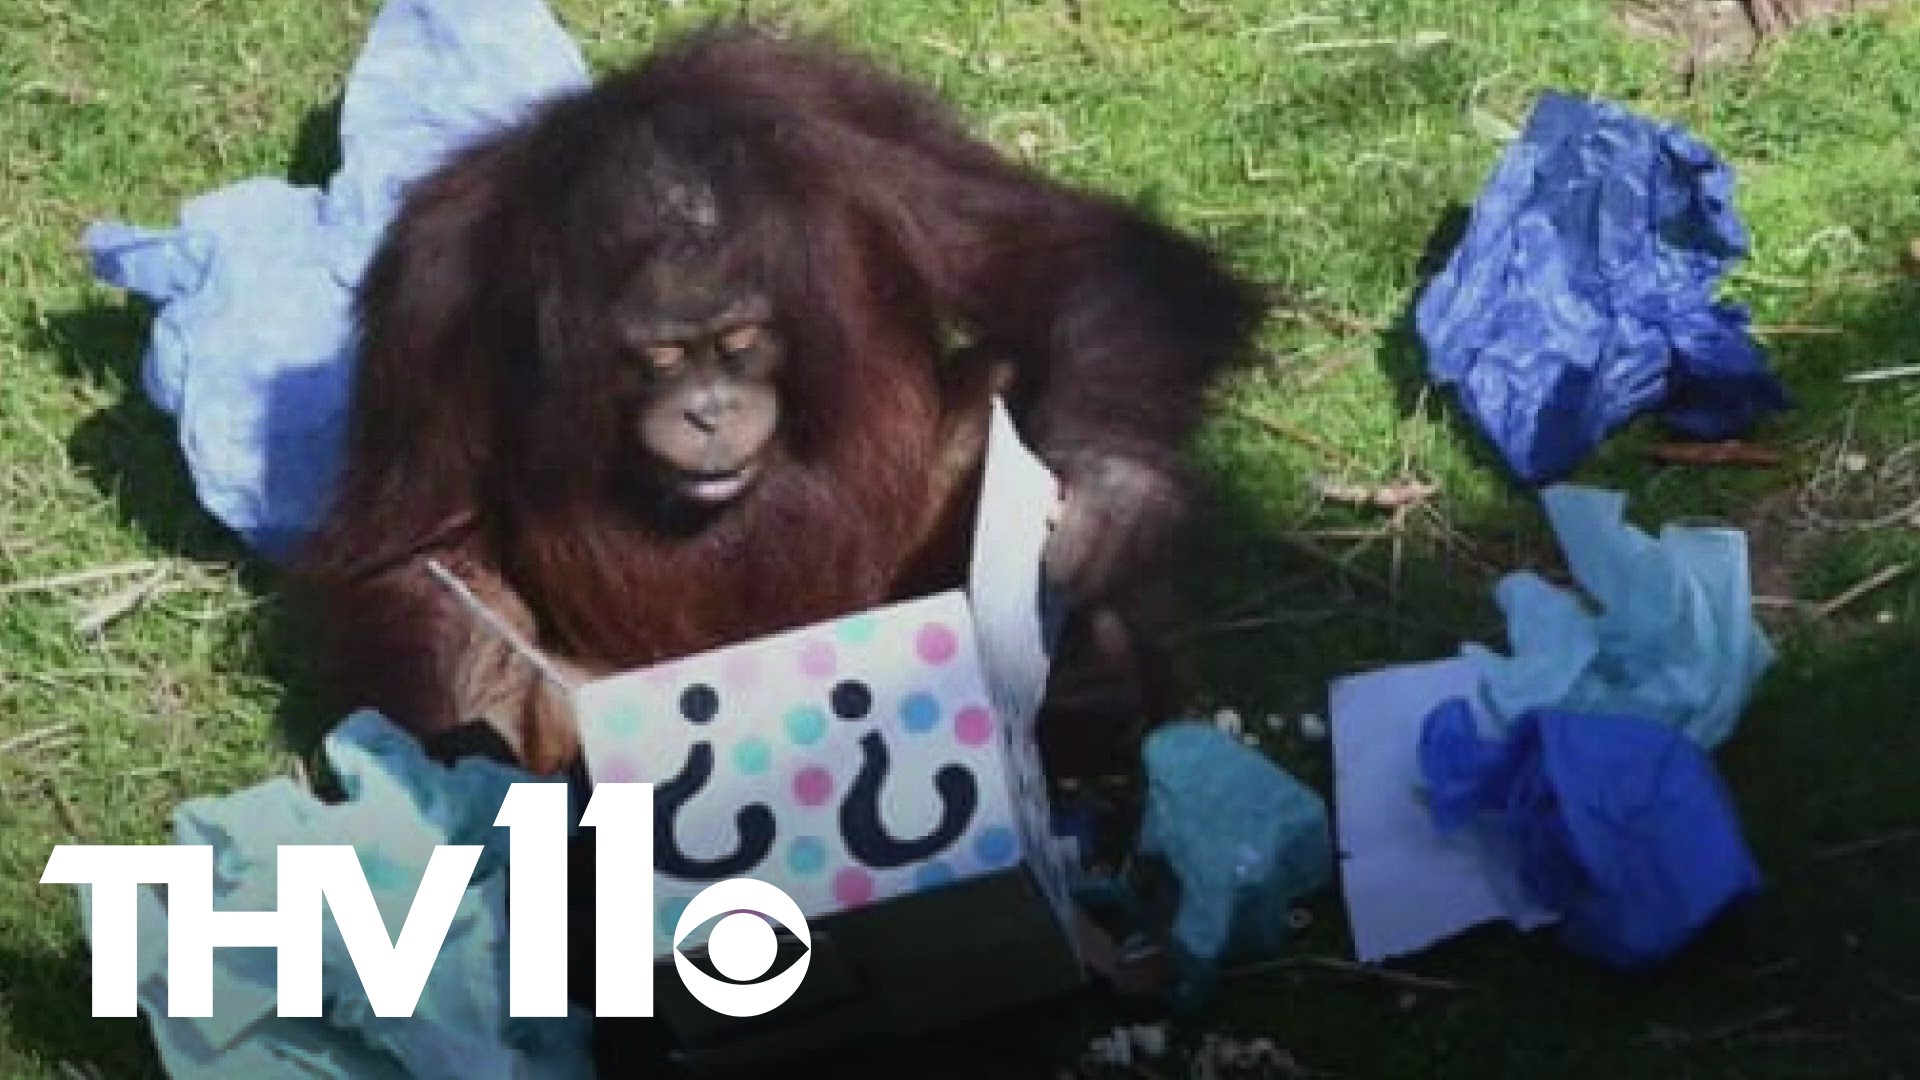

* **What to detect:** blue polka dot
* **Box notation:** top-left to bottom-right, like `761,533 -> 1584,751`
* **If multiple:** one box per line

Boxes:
836,614 -> 880,644
657,896 -> 690,935
788,836 -> 827,875
603,701 -> 643,739
785,705 -> 827,746
900,692 -> 942,734
732,737 -> 771,776
974,826 -> 1018,867
914,861 -> 956,889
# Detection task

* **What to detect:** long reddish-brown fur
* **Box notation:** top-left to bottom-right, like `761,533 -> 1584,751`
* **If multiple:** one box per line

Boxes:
288,25 -> 1264,776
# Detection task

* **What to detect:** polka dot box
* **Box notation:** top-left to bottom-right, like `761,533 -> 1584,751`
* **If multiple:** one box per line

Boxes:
573,587 -> 1073,960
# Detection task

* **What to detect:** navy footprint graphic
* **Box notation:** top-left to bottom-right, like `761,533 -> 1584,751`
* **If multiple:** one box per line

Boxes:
828,678 -> 980,869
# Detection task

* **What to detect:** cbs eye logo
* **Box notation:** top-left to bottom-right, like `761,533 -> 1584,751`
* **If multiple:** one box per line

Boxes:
671,879 -> 812,1016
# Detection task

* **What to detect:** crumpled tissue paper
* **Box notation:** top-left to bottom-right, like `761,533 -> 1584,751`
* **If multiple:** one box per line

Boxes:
1414,90 -> 1789,485
1465,484 -> 1774,750
82,0 -> 591,560
1420,698 -> 1763,969
79,710 -> 593,1079
1138,721 -> 1333,1007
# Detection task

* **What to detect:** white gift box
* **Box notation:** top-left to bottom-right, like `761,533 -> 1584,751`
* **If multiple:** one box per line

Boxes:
565,398 -> 1086,1069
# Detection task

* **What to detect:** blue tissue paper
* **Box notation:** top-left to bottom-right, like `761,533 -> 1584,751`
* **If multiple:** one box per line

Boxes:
1414,90 -> 1789,485
1466,484 -> 1773,751
79,710 -> 593,1078
84,0 -> 591,560
1138,721 -> 1334,1006
1419,698 -> 1763,970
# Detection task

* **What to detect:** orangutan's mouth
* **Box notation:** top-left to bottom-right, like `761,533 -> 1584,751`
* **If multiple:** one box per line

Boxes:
677,461 -> 761,503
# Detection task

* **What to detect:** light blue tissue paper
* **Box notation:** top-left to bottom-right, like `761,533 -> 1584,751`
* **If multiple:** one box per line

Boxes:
82,711 -> 593,1079
84,0 -> 591,561
1464,485 -> 1774,750
1138,721 -> 1333,1007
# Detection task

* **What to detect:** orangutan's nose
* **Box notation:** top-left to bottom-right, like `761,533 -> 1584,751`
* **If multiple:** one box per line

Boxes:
683,389 -> 734,435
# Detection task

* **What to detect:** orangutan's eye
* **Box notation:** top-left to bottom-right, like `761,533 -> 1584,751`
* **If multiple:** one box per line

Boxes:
718,324 -> 763,356
644,343 -> 687,371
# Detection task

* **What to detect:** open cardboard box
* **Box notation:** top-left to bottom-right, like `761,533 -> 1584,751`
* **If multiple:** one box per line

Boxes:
567,399 -> 1089,1071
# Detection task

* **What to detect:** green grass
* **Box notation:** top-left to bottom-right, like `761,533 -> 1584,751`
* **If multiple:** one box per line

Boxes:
4,0 -> 1920,1076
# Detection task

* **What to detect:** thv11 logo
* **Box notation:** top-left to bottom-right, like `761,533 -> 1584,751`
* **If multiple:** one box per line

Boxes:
41,782 -> 811,1020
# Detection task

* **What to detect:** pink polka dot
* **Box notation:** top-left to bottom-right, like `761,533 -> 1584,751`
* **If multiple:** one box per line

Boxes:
955,705 -> 993,746
798,640 -> 837,680
832,867 -> 875,907
793,766 -> 834,807
916,622 -> 958,665
720,649 -> 759,690
597,759 -> 641,784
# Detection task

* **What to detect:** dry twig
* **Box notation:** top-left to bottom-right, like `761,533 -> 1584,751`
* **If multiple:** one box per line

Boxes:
1232,401 -> 1368,473
1287,347 -> 1364,390
1843,363 -> 1920,384
1642,1005 -> 1796,1048
0,722 -> 79,757
1811,828 -> 1920,864
1291,30 -> 1449,53
1226,954 -> 1467,993
1751,323 -> 1842,337
1649,441 -> 1784,468
1167,609 -> 1344,645
1265,300 -> 1380,337
45,779 -> 86,841
1812,562 -> 1910,619
74,566 -> 169,636
0,559 -> 164,598
1314,477 -> 1439,511
1796,409 -> 1920,531
1273,534 -> 1392,593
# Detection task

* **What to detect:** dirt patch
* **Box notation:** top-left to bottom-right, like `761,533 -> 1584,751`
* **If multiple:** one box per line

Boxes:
1734,437 -> 1920,632
1620,0 -> 1910,73
1735,487 -> 1823,603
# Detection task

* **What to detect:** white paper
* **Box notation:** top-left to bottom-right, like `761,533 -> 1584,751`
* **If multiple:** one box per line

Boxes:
966,397 -> 1062,735
965,399 -> 1081,958
1329,657 -> 1557,964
